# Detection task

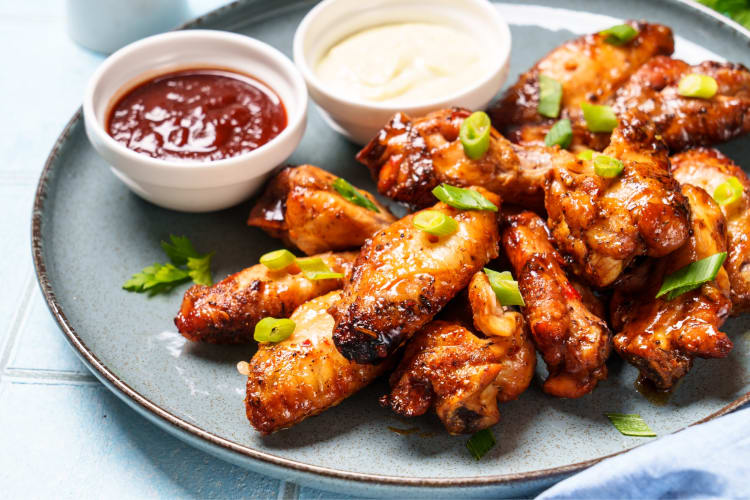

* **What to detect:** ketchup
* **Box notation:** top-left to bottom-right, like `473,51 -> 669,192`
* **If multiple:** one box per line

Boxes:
107,68 -> 287,161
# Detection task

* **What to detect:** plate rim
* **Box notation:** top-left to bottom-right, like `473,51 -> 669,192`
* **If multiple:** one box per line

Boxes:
30,0 -> 750,489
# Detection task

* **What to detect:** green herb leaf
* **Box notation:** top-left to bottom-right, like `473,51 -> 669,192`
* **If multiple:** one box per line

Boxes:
123,263 -> 190,295
544,118 -> 573,149
161,235 -> 201,265
431,184 -> 498,212
187,253 -> 214,286
605,413 -> 656,437
538,74 -> 563,118
332,178 -> 380,213
466,429 -> 496,460
656,252 -> 727,300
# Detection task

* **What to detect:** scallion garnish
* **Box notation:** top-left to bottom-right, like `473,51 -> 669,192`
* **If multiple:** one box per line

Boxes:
296,256 -> 344,281
544,118 -> 573,149
605,413 -> 656,437
581,103 -> 618,132
460,111 -> 491,160
713,176 -> 744,206
677,74 -> 718,99
413,210 -> 458,237
432,184 -> 498,212
466,428 -> 496,460
656,252 -> 727,300
593,155 -> 624,178
259,249 -> 296,270
577,149 -> 594,161
484,268 -> 525,306
254,317 -> 295,343
538,74 -> 563,118
332,178 -> 380,212
599,24 -> 639,46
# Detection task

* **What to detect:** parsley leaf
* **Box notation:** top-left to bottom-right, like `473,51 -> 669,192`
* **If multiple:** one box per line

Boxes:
161,235 -> 201,265
187,252 -> 214,286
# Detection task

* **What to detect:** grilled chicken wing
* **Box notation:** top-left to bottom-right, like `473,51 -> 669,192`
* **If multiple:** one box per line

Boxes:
357,107 -> 577,211
245,291 -> 387,434
248,165 -> 396,255
502,210 -> 611,398
330,188 -> 501,364
175,251 -> 357,343
613,57 -> 750,152
489,21 -> 674,149
611,184 -> 733,389
671,148 -> 750,314
380,272 -> 535,434
545,113 -> 690,287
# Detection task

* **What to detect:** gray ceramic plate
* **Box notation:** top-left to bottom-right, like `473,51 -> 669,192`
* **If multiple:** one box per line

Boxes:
32,0 -> 750,497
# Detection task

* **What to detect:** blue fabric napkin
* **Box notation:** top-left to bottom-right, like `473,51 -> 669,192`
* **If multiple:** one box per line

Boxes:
537,404 -> 750,499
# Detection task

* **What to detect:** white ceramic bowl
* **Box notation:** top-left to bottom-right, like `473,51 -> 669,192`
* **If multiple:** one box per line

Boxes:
83,30 -> 308,212
293,0 -> 511,145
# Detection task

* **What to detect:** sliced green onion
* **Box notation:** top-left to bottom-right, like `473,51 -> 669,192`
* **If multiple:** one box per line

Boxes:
332,178 -> 380,212
432,184 -> 498,212
581,103 -> 618,132
599,24 -> 639,46
544,119 -> 573,149
593,155 -> 624,178
604,413 -> 656,437
713,176 -> 744,206
656,252 -> 727,300
413,210 -> 458,237
466,428 -> 496,460
460,111 -> 491,160
538,74 -> 563,118
297,257 -> 344,281
577,149 -> 594,161
259,249 -> 296,270
677,73 -> 718,99
484,268 -> 525,306
254,317 -> 295,343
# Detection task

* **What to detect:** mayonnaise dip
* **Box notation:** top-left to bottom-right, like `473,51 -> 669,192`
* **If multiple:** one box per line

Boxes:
315,23 -> 488,105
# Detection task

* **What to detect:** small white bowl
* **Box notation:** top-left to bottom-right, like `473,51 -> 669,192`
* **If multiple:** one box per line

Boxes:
83,30 -> 308,212
293,0 -> 511,145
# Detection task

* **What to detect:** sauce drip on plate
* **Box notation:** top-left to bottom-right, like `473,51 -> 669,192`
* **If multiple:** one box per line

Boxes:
107,68 -> 286,162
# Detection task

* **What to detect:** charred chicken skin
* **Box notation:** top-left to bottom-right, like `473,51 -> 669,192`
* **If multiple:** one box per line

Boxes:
545,113 -> 690,288
329,188 -> 501,364
247,165 -> 396,255
488,21 -> 674,149
245,291 -> 387,434
175,251 -> 357,343
502,210 -> 611,398
671,148 -> 750,314
613,57 -> 750,152
380,272 -> 535,434
611,184 -> 733,389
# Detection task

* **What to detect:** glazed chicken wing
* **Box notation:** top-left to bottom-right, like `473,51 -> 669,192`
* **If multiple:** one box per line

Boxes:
329,188 -> 501,364
357,107 -> 576,211
503,210 -> 611,397
611,184 -> 733,389
175,251 -> 357,343
248,165 -> 396,255
380,272 -> 535,434
488,21 -> 674,149
545,113 -> 690,287
672,148 -> 750,314
613,57 -> 750,152
245,291 -> 388,434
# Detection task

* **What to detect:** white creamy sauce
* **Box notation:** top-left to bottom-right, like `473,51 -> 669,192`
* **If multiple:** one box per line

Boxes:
315,23 -> 488,105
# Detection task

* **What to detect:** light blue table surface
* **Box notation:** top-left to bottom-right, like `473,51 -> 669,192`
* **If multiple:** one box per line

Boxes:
0,1 -> 345,498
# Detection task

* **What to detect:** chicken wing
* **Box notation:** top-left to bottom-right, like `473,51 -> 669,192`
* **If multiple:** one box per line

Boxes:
488,21 -> 674,149
671,148 -> 750,314
357,107 -> 576,211
245,291 -> 388,434
611,184 -> 733,389
613,56 -> 750,152
175,251 -> 357,343
247,165 -> 396,255
380,272 -> 535,434
330,188 -> 501,364
502,210 -> 611,398
545,113 -> 690,287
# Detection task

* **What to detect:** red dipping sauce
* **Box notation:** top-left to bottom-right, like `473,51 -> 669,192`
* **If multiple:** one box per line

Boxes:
107,68 -> 287,162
